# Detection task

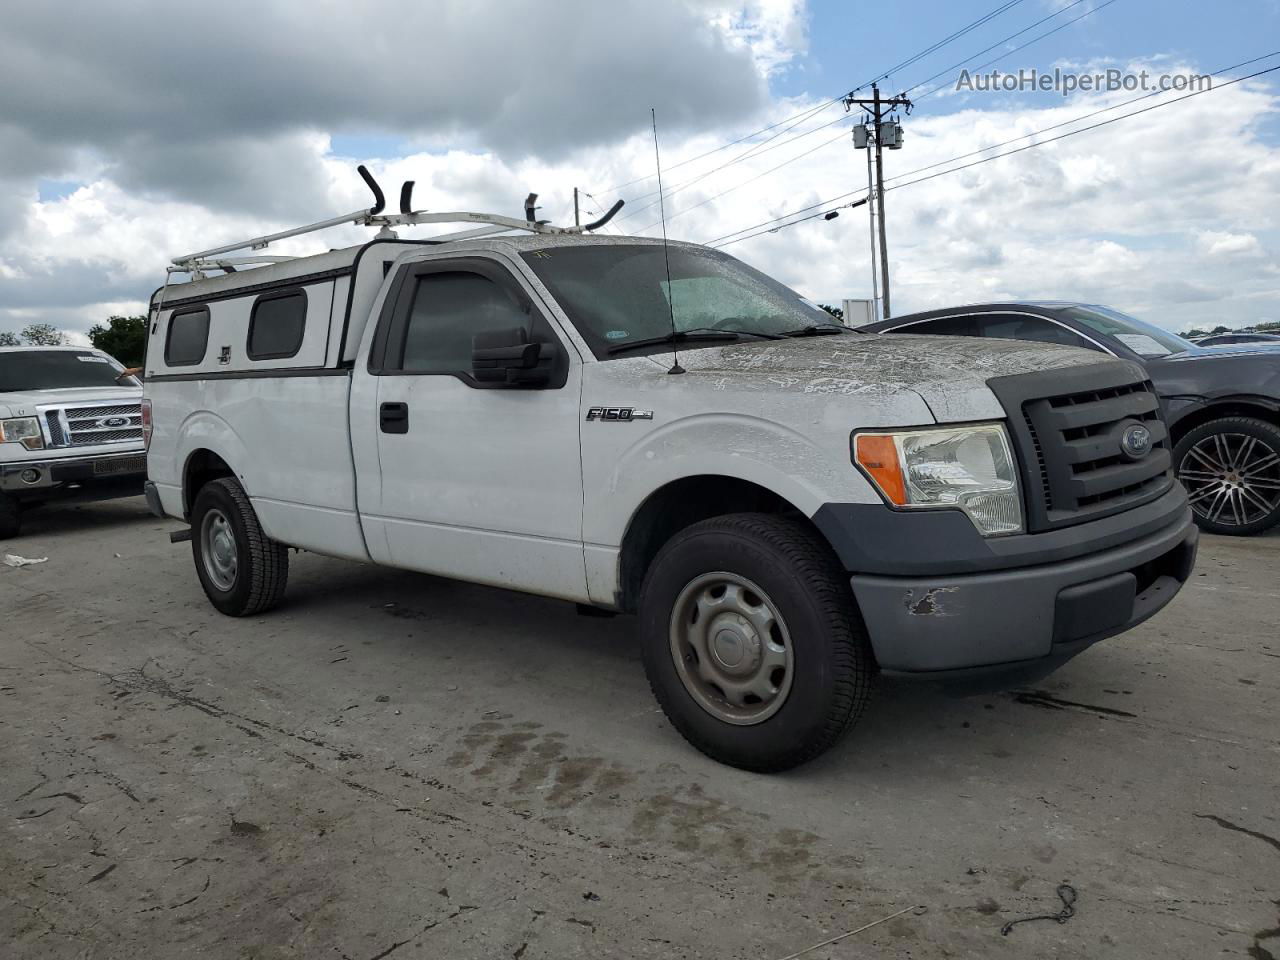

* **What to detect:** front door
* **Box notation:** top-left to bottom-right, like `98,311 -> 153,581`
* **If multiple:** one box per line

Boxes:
353,256 -> 588,602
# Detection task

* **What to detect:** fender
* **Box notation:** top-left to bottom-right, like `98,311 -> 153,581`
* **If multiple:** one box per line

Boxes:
1163,393 -> 1280,435
583,411 -> 880,550
175,410 -> 256,502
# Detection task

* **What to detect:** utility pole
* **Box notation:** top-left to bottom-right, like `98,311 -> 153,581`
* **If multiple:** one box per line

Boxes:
864,139 -> 879,320
573,187 -> 581,227
846,83 -> 910,318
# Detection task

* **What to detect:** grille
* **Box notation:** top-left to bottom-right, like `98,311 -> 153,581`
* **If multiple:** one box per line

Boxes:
991,365 -> 1173,533
44,411 -> 66,445
42,401 -> 144,449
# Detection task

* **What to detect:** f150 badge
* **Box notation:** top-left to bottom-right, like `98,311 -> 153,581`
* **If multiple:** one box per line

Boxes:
586,406 -> 654,422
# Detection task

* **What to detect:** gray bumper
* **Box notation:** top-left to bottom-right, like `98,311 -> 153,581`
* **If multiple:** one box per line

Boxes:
851,507 -> 1198,678
1,452 -> 147,496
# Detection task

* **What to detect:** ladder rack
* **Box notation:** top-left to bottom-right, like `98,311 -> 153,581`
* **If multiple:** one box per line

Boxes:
170,166 -> 623,276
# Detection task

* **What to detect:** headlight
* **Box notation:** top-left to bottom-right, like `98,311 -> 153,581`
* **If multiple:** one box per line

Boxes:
853,423 -> 1022,536
0,417 -> 44,451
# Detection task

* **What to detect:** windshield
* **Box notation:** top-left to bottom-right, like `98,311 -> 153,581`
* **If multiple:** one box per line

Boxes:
0,350 -> 135,392
1053,305 -> 1194,358
521,244 -> 838,355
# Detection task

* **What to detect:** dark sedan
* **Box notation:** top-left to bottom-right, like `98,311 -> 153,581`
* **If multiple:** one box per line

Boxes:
1195,332 -> 1280,347
864,302 -> 1280,536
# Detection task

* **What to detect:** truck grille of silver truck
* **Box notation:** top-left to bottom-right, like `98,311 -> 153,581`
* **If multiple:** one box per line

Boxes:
42,402 -> 145,449
991,365 -> 1174,533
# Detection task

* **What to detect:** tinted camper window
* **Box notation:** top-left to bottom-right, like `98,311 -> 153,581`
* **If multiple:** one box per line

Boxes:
165,307 -> 210,366
248,290 -> 307,360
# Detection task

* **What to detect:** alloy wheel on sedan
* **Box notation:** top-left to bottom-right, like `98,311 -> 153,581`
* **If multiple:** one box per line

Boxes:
1176,418 -> 1280,535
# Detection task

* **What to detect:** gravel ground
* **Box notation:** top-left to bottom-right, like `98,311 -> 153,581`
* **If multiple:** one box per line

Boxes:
2,497 -> 1277,959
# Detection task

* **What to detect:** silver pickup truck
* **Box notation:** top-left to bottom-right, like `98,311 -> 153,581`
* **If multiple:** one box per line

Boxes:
0,345 -> 147,538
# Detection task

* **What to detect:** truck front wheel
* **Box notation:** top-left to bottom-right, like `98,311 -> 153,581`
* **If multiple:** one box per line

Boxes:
0,492 -> 19,539
191,477 -> 289,616
638,513 -> 874,772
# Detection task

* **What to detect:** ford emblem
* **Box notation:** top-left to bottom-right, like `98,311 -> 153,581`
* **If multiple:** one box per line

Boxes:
1119,422 -> 1152,460
96,416 -> 131,428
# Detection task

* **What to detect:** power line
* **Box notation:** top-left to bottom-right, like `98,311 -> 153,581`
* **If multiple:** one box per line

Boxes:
601,96 -> 845,195
705,189 -> 868,247
886,59 -> 1280,193
711,196 -> 871,249
630,125 -> 856,233
886,50 -> 1280,187
863,0 -> 1028,90
911,0 -> 1122,103
707,57 -> 1280,248
611,105 -> 849,225
597,0 -> 1041,203
614,100 -> 844,211
902,0 -> 1090,96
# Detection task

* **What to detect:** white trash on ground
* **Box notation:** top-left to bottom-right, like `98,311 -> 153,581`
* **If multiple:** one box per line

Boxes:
3,554 -> 48,567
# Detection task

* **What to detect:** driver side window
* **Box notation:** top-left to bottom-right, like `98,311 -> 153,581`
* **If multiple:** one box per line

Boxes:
397,272 -> 531,374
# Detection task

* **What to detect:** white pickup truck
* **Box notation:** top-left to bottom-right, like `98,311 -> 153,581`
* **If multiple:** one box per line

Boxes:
142,185 -> 1197,770
1,345 -> 147,538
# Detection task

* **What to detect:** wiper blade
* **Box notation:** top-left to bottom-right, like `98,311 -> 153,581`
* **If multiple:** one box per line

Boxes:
780,324 -> 848,337
607,329 -> 781,354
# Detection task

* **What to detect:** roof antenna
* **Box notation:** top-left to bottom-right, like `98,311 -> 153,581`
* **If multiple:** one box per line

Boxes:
651,108 -> 684,375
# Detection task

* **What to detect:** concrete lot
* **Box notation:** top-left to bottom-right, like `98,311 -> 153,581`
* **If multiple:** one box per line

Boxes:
2,498 -> 1277,960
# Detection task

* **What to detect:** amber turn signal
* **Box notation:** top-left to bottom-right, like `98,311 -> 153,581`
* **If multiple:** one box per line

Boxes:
854,433 -> 906,505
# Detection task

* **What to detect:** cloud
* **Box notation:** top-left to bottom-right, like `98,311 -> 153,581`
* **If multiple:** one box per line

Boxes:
0,1 -> 773,199
1,30 -> 1278,342
1196,230 -> 1263,257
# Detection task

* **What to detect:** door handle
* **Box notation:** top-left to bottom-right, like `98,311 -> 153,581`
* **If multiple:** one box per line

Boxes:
380,401 -> 409,434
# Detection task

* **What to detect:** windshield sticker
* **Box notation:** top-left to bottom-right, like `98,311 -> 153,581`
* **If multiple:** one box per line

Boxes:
76,355 -> 113,363
1115,334 -> 1173,356
605,330 -> 629,340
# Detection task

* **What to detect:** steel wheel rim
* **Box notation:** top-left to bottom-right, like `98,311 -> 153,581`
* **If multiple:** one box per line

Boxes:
1179,432 -> 1280,527
201,508 -> 239,591
668,572 -> 794,726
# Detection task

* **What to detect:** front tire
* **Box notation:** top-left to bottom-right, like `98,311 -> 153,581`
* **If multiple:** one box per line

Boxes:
639,513 -> 875,772
1174,416 -> 1280,536
191,477 -> 289,615
0,492 -> 19,539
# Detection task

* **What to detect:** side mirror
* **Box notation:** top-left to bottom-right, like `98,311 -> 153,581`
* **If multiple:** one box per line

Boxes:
472,327 -> 555,387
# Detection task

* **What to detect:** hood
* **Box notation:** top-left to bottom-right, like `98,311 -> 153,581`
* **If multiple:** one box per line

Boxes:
672,332 -> 1125,422
0,384 -> 143,419
1144,339 -> 1280,400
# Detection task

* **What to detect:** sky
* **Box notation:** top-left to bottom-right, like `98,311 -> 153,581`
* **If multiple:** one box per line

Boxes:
1,0 -> 1278,344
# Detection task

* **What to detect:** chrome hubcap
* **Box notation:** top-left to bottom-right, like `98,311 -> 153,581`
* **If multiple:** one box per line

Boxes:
201,509 -> 238,591
1179,432 -> 1280,527
669,572 -> 793,726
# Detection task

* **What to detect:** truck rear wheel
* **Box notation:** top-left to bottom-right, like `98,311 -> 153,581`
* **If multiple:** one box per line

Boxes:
191,477 -> 289,616
638,513 -> 874,772
0,492 -> 19,539
1174,416 -> 1280,536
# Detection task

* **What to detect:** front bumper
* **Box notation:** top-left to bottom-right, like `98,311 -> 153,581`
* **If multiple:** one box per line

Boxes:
1,451 -> 147,498
849,505 -> 1198,683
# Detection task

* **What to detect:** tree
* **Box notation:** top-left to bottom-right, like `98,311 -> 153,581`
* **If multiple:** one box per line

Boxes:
818,304 -> 844,322
20,323 -> 66,346
88,314 -> 148,366
0,331 -> 19,347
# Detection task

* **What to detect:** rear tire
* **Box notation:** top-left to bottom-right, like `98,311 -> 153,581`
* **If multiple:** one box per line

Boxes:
638,513 -> 875,772
1174,416 -> 1280,536
190,477 -> 289,616
0,492 -> 19,539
